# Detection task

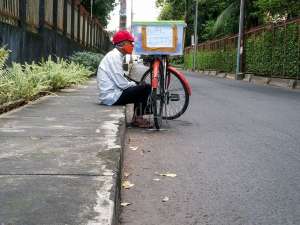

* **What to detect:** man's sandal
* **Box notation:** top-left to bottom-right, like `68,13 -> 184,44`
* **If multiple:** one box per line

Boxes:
131,119 -> 153,128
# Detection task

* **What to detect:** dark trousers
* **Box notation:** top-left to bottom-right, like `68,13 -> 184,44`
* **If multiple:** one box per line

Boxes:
113,84 -> 151,116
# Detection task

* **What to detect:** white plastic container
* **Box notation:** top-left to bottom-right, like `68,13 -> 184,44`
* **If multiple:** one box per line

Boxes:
132,21 -> 186,56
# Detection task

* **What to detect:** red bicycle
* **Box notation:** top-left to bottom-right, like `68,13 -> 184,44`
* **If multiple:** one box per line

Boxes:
141,55 -> 192,130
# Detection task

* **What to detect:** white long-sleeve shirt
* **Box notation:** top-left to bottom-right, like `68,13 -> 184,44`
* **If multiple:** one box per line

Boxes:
97,48 -> 136,105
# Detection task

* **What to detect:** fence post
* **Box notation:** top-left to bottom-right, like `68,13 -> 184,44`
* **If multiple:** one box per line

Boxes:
86,17 -> 90,48
283,23 -> 287,78
39,0 -> 45,30
82,15 -> 86,46
19,0 -> 27,63
77,9 -> 80,44
53,0 -> 58,31
271,24 -> 275,79
19,0 -> 26,28
91,20 -> 94,49
297,23 -> 299,82
71,0 -> 75,40
63,0 -> 67,36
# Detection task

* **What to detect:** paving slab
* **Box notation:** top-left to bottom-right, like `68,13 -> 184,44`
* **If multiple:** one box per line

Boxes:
0,175 -> 118,225
0,78 -> 125,225
0,136 -> 121,175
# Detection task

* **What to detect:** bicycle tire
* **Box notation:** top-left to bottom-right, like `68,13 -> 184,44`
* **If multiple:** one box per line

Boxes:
152,64 -> 164,130
141,68 -> 189,120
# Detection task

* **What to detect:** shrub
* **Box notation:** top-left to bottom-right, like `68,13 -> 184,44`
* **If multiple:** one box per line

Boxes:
185,49 -> 236,73
69,51 -> 103,72
169,56 -> 184,66
0,50 -> 92,106
185,22 -> 299,79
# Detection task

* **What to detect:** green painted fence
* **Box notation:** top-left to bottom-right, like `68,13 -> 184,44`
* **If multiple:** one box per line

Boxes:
185,18 -> 300,80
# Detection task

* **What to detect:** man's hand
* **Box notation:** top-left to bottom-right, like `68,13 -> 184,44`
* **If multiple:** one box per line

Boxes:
124,74 -> 140,85
139,80 -> 147,86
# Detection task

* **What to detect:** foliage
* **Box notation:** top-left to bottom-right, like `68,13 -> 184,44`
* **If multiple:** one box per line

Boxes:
255,0 -> 300,20
0,51 -> 92,105
156,0 -> 299,44
184,23 -> 299,79
0,47 -> 10,72
69,51 -> 103,72
245,24 -> 299,78
169,56 -> 184,67
185,49 -> 236,73
80,0 -> 117,27
157,0 -> 185,20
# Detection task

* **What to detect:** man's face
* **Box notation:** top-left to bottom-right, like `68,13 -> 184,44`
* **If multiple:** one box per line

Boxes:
122,41 -> 134,54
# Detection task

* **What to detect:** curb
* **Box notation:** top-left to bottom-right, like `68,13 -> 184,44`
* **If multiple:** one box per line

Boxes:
112,107 -> 127,225
200,70 -> 299,90
0,99 -> 26,114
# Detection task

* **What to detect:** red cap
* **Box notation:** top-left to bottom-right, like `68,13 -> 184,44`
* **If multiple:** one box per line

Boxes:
112,30 -> 134,45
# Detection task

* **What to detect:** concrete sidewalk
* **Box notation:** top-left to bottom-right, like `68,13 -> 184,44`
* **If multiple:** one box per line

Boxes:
0,79 -> 125,225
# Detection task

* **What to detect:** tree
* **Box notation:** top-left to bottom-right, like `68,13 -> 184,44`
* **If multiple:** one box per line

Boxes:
80,0 -> 117,27
156,0 -> 300,44
255,0 -> 300,21
156,0 -> 185,20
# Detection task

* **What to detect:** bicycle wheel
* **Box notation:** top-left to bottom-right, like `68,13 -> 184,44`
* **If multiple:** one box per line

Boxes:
151,65 -> 164,130
141,68 -> 189,120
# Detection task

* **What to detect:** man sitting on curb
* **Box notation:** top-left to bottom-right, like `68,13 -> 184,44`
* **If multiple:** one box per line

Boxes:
97,30 -> 152,128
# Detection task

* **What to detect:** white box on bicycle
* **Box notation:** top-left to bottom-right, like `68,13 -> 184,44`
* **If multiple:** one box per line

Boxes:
132,21 -> 186,56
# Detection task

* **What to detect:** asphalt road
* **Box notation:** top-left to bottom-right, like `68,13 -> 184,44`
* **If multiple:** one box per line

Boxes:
120,64 -> 300,225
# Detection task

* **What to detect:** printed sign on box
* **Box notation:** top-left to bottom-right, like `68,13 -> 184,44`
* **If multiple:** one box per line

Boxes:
132,21 -> 186,56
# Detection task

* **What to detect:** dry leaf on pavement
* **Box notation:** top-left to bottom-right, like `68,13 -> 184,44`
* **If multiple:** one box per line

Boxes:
130,146 -> 138,151
122,180 -> 135,189
30,136 -> 40,140
124,172 -> 131,178
162,196 -> 169,202
159,173 -> 177,178
121,202 -> 132,207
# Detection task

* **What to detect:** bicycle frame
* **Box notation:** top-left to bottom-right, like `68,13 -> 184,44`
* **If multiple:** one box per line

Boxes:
151,58 -> 161,89
146,55 -> 192,129
150,56 -> 192,96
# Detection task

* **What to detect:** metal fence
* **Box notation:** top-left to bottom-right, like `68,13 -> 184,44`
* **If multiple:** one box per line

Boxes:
0,0 -> 19,26
0,0 -> 111,63
185,18 -> 300,79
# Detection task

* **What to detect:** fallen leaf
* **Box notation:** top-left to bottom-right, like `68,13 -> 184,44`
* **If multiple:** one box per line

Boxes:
30,136 -> 39,140
122,180 -> 135,189
121,202 -> 132,207
130,146 -> 138,151
153,178 -> 160,181
162,196 -> 169,202
124,172 -> 131,178
159,173 -> 177,178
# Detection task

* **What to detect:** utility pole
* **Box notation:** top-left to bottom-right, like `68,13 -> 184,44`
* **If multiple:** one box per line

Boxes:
130,0 -> 133,63
119,0 -> 127,29
131,0 -> 133,30
193,0 -> 198,71
90,0 -> 93,18
236,0 -> 245,80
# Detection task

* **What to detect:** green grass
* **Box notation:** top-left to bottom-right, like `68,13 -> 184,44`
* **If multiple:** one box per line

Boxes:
0,47 -> 92,105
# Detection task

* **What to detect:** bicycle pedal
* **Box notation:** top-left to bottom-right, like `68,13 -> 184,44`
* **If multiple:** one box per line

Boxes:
169,94 -> 180,101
